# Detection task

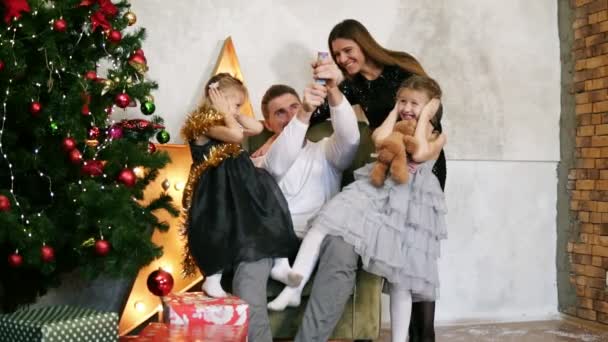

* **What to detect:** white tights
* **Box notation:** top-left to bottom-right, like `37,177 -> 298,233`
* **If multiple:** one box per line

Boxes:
203,257 -> 290,298
390,283 -> 413,342
267,227 -> 327,311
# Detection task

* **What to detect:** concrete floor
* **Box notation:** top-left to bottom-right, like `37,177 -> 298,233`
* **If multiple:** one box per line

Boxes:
120,317 -> 608,341
374,318 -> 608,341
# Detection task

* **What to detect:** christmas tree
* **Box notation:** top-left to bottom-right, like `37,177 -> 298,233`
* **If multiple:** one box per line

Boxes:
0,0 -> 178,311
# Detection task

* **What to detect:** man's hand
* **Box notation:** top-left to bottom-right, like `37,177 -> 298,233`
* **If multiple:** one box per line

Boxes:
312,58 -> 344,90
302,83 -> 328,113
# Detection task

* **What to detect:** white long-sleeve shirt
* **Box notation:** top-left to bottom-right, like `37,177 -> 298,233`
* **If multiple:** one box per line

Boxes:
252,97 -> 360,237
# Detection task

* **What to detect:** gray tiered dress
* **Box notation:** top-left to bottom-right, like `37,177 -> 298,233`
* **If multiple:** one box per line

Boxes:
311,160 -> 447,301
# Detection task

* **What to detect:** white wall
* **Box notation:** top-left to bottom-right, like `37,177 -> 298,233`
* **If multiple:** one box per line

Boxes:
128,0 -> 560,325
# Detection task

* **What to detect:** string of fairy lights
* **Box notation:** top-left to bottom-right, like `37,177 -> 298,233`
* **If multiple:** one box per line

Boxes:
1,3 -> 166,263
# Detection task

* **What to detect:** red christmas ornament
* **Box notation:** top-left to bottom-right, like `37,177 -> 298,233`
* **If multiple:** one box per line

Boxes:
61,137 -> 77,152
41,245 -> 55,263
29,101 -> 42,116
68,149 -> 83,165
128,53 -> 148,74
94,239 -> 111,256
8,252 -> 22,267
87,126 -> 100,140
0,60 -> 5,72
147,142 -> 156,153
129,54 -> 146,65
81,93 -> 91,116
53,18 -> 67,32
108,125 -> 123,139
114,93 -> 130,108
81,160 -> 105,177
117,168 -> 136,187
0,195 -> 11,212
107,30 -> 122,43
135,49 -> 145,57
84,70 -> 97,80
146,268 -> 174,296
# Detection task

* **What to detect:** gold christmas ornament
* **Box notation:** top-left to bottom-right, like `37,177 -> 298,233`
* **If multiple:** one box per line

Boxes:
124,11 -> 137,26
85,139 -> 99,147
101,79 -> 115,95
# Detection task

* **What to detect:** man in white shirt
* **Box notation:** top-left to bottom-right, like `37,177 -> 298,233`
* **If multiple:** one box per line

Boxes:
233,79 -> 360,342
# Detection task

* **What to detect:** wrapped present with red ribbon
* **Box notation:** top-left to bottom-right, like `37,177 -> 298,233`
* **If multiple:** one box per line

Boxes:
161,292 -> 248,340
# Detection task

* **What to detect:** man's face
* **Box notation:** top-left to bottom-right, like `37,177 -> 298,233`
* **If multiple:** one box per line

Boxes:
264,93 -> 302,134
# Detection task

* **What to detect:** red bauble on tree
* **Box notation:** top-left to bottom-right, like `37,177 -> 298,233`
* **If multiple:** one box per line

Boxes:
81,92 -> 91,116
108,125 -> 123,139
129,54 -> 146,65
0,195 -> 11,212
29,101 -> 42,116
87,126 -> 100,140
147,142 -> 156,154
68,149 -> 83,165
147,268 -> 174,296
94,239 -> 111,256
107,30 -> 122,43
81,160 -> 105,177
8,252 -> 23,268
61,137 -> 77,152
0,60 -> 5,72
117,168 -> 136,187
53,18 -> 67,32
114,93 -> 130,108
84,70 -> 97,81
41,245 -> 55,263
128,53 -> 148,74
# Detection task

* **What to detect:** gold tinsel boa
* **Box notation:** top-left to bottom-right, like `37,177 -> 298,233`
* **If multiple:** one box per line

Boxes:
181,142 -> 243,277
180,101 -> 225,142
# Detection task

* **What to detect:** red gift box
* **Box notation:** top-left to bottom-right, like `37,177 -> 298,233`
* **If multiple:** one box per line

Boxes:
120,323 -> 246,342
162,292 -> 248,340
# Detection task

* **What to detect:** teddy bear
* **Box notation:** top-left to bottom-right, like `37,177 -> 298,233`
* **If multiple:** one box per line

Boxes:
369,119 -> 418,187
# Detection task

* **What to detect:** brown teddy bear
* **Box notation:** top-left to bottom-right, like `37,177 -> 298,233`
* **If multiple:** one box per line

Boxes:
369,119 -> 419,187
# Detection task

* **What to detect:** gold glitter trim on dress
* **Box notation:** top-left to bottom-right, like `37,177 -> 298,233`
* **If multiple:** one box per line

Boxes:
180,142 -> 243,277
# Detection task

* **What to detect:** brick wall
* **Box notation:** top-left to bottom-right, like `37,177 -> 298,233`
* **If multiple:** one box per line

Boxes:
569,0 -> 608,324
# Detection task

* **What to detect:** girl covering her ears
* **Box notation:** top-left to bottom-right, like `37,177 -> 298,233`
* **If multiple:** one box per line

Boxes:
181,73 -> 299,298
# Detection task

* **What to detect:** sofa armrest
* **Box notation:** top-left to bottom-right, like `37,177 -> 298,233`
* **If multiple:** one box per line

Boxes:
352,270 -> 384,339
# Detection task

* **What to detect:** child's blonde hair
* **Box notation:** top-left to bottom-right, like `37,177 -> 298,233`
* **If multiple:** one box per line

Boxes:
203,73 -> 248,100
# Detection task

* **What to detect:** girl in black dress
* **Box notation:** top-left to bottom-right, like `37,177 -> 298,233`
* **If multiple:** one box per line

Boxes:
181,73 -> 299,297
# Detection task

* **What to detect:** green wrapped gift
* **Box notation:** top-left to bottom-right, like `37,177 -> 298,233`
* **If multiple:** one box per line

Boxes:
0,305 -> 118,342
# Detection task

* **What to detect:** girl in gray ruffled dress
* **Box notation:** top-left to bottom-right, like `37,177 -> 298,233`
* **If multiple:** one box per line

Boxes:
268,75 -> 447,342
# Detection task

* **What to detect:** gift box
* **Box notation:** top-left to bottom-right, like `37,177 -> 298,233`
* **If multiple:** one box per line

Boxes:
160,292 -> 247,341
120,323 -> 246,342
162,292 -> 248,328
0,305 -> 118,342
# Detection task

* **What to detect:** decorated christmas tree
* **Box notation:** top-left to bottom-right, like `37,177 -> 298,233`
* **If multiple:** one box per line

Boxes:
0,0 -> 178,311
